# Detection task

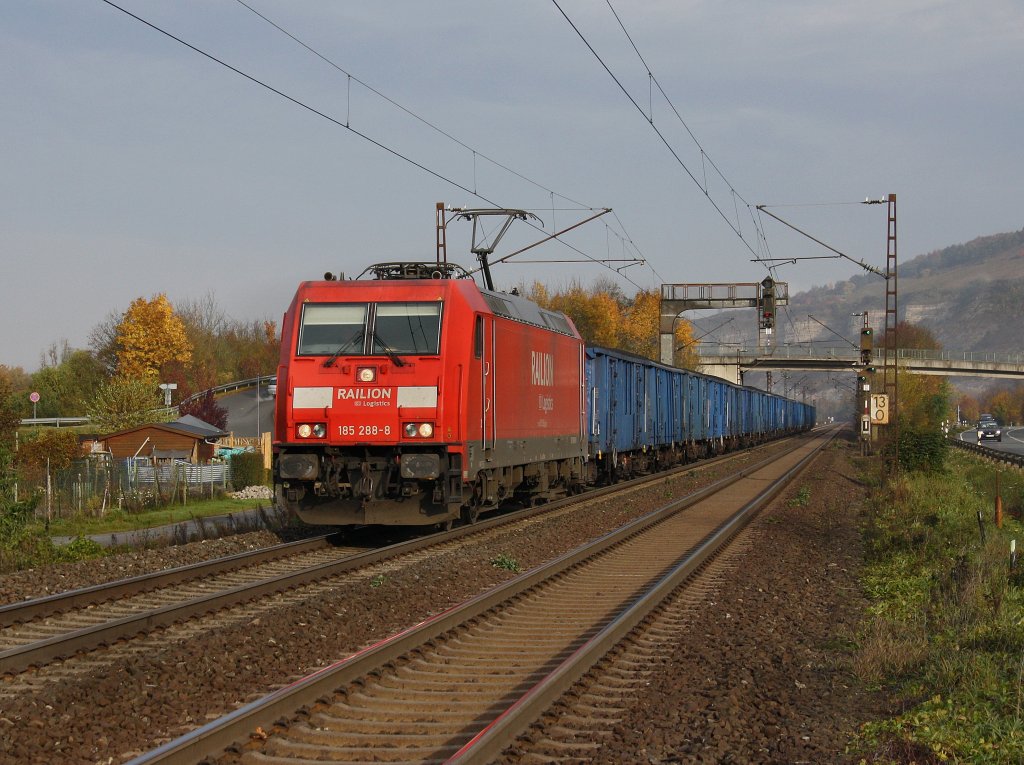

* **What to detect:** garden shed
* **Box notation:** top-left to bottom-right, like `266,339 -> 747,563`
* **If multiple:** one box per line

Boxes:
101,416 -> 229,463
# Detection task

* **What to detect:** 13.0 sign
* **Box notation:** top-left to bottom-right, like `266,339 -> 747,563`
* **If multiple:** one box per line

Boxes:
870,394 -> 890,424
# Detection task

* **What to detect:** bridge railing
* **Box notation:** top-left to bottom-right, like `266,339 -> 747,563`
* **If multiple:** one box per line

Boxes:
697,345 -> 1024,365
948,437 -> 1024,469
20,376 -> 277,427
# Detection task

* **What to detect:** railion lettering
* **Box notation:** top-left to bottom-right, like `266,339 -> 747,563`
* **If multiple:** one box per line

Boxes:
337,388 -> 392,401
531,351 -> 554,387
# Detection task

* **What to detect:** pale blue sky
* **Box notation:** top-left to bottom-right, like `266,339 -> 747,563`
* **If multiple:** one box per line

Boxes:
3,0 -> 1022,371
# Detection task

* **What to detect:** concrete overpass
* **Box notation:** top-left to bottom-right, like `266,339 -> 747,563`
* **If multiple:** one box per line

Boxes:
695,345 -> 1024,385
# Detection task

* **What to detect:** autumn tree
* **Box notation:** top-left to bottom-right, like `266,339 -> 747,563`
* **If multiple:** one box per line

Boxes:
173,294 -> 279,394
87,377 -> 172,433
618,289 -> 700,369
14,429 -> 81,485
179,390 -> 229,431
115,294 -> 192,380
30,344 -> 108,417
0,377 -> 22,504
546,281 -> 622,348
956,393 -> 979,425
88,309 -> 123,375
878,321 -> 941,351
521,280 -> 699,368
986,388 -> 1018,426
174,293 -> 228,393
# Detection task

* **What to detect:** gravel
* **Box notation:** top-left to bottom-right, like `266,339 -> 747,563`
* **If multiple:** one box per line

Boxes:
0,531 -> 292,605
0,435 -> 888,764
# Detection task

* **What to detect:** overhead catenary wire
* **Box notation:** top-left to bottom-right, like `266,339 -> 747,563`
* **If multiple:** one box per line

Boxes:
552,0 -> 773,273
99,0 -> 654,290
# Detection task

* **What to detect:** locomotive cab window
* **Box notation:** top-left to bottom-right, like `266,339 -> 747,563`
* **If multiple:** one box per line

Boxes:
298,304 -> 368,356
373,302 -> 442,355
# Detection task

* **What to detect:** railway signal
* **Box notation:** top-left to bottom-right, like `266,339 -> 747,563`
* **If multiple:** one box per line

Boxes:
860,326 -> 873,365
759,277 -> 776,331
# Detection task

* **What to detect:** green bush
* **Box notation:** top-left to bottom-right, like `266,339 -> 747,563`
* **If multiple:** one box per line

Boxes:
230,451 -> 266,490
897,428 -> 948,472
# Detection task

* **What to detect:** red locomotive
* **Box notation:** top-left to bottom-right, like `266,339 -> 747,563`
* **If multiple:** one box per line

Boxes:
274,262 -> 587,527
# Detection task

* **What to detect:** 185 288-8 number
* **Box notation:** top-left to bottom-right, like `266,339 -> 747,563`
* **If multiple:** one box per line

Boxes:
339,425 -> 391,436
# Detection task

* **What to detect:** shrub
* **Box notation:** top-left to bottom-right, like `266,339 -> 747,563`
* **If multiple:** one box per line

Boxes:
230,451 -> 266,490
897,428 -> 947,473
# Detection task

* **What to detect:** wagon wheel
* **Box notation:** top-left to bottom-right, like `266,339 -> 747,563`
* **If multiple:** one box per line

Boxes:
461,477 -> 484,525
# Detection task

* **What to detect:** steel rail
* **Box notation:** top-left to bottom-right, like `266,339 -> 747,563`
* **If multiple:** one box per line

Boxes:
0,534 -> 335,627
122,430 -> 831,765
450,428 -> 835,763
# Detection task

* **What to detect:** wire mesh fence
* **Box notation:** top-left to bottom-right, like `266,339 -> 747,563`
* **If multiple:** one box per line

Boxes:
19,456 -> 237,520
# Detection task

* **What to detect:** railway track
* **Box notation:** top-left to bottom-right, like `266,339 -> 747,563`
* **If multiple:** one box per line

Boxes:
125,428 -> 833,765
0,438 -> 790,679
0,535 -> 371,675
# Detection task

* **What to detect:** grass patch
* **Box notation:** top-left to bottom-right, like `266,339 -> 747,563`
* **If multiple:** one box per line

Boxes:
44,497 -> 265,537
490,553 -> 521,572
852,452 -> 1024,763
789,485 -> 812,507
1,494 -> 284,573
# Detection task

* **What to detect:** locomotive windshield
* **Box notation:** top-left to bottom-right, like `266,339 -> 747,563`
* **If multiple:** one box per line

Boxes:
297,302 -> 442,357
373,302 -> 442,354
298,304 -> 367,355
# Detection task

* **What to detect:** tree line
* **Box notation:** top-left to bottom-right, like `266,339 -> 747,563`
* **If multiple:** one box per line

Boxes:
0,293 -> 280,434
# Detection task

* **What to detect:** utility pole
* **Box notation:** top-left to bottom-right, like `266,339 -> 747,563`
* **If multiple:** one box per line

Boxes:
882,194 -> 899,469
863,194 -> 898,470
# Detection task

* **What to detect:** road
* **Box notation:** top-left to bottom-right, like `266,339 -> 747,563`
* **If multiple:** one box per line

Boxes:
956,425 -> 1024,458
220,385 -> 275,439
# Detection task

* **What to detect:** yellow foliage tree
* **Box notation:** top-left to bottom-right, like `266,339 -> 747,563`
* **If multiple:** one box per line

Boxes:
986,389 -> 1017,426
894,372 -> 951,431
115,294 -> 193,380
617,289 -> 698,368
520,281 -> 698,368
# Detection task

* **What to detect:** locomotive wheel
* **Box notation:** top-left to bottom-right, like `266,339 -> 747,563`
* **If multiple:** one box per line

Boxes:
461,478 -> 484,524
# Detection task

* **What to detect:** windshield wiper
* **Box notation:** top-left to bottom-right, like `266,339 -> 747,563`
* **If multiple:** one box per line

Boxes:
372,332 -> 408,367
322,329 -> 364,368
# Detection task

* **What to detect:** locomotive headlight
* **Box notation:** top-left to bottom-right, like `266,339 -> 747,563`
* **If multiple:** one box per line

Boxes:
403,422 -> 434,438
357,366 -> 376,383
297,423 -> 327,439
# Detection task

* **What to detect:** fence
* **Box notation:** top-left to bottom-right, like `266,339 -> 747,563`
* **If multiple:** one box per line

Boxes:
21,456 -> 237,520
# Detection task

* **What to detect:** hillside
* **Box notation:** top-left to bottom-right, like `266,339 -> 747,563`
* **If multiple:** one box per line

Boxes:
785,227 -> 1024,352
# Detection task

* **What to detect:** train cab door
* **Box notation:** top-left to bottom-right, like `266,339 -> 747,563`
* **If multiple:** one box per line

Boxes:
470,314 -> 495,454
